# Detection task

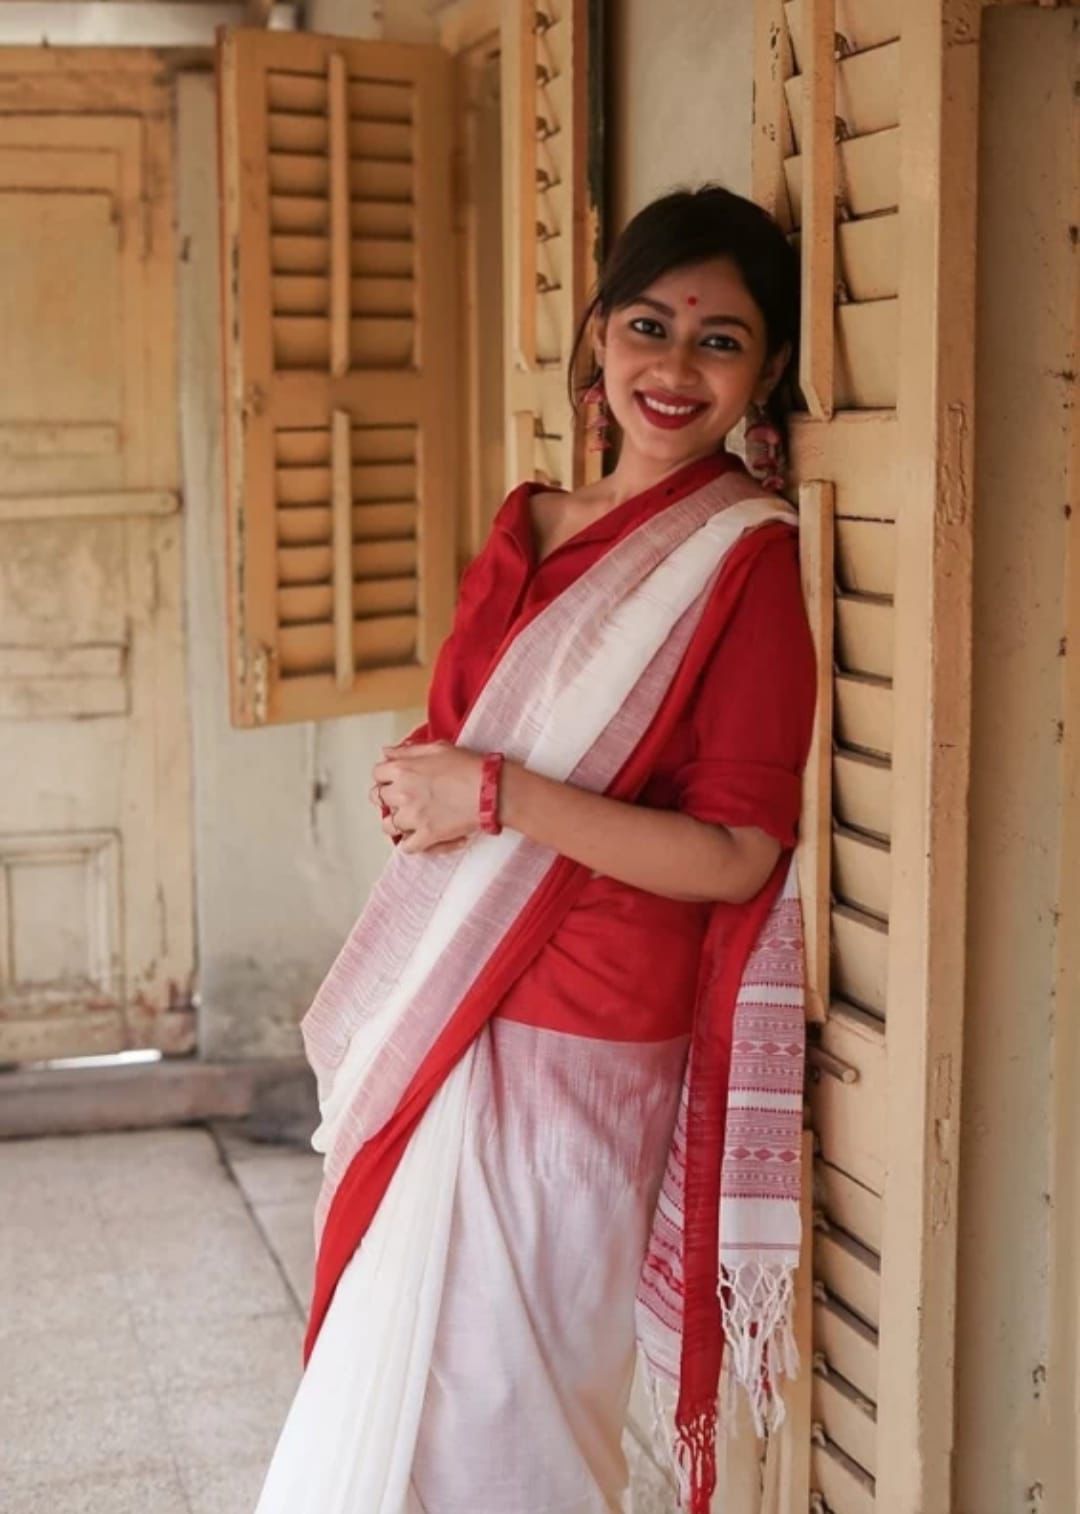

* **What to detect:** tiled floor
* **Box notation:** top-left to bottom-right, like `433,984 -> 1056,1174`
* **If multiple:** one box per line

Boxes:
1,1124 -> 322,1514
2,1124 -> 683,1514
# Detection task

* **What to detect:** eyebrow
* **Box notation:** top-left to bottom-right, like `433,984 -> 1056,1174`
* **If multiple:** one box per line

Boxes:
630,295 -> 754,336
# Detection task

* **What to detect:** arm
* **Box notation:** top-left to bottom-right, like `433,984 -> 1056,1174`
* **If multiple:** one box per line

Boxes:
499,765 -> 779,904
378,532 -> 815,899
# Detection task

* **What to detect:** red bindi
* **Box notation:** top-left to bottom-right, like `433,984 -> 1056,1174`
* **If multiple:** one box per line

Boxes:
686,296 -> 699,306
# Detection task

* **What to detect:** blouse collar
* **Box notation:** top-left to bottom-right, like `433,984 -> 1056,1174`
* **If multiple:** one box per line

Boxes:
501,448 -> 747,568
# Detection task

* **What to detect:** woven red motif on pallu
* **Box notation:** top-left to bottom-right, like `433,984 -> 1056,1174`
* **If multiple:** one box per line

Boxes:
300,453 -> 812,1513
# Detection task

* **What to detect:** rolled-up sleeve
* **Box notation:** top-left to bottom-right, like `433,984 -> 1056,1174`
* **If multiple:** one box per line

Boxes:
674,529 -> 817,847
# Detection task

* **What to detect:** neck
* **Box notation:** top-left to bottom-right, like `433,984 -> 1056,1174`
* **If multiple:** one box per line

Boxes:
602,440 -> 727,507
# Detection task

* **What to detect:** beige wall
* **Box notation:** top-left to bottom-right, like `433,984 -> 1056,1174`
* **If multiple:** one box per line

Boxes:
608,0 -> 753,229
956,8 -> 1078,1510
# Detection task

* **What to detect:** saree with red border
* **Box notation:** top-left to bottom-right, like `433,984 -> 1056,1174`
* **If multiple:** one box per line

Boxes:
256,452 -> 815,1514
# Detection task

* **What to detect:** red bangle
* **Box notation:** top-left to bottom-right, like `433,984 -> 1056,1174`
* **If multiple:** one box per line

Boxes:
478,751 -> 505,835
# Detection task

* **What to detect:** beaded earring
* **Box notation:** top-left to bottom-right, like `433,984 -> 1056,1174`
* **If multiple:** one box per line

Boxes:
582,372 -> 613,453
744,400 -> 787,493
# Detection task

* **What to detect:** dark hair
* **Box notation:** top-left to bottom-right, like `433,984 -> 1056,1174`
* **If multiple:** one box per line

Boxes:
568,184 -> 801,433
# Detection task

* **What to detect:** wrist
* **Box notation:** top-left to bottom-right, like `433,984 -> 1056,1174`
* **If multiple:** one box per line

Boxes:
495,758 -> 529,835
478,751 -> 505,835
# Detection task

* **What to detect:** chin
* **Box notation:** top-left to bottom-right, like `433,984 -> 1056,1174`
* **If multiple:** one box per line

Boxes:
627,424 -> 725,464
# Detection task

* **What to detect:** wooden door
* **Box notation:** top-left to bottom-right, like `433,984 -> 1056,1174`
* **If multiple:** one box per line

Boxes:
0,52 -> 194,1061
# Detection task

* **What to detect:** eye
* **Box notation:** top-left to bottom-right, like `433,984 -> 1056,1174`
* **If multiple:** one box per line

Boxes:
628,316 -> 666,338
702,333 -> 743,354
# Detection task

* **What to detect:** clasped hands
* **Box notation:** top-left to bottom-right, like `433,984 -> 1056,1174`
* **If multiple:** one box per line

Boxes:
370,740 -> 486,856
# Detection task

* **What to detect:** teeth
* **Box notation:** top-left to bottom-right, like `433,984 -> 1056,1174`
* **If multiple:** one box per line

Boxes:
641,394 -> 700,416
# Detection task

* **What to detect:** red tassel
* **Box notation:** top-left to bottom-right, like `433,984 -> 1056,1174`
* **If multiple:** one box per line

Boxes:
676,1405 -> 718,1514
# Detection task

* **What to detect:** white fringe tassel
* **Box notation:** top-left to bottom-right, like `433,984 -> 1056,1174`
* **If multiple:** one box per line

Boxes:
718,1262 -> 799,1438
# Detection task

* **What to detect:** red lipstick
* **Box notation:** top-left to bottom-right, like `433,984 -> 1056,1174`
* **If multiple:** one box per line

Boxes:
633,390 -> 708,431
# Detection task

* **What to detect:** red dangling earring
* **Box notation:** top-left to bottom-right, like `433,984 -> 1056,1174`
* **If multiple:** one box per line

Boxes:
582,372 -> 613,453
744,400 -> 786,493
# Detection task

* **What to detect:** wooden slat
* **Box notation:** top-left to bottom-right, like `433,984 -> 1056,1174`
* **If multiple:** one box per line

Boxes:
276,537 -> 418,585
835,518 -> 895,596
273,316 -> 414,370
836,298 -> 899,409
278,614 -> 418,676
833,749 -> 891,841
266,113 -> 413,161
797,480 -> 835,1022
833,827 -> 891,921
813,1368 -> 878,1478
835,673 -> 893,757
815,1224 -> 881,1329
817,1158 -> 883,1253
833,904 -> 888,1015
839,213 -> 900,302
352,428 -> 418,463
270,195 -> 416,240
810,1003 -> 886,1195
347,79 -> 415,123
835,593 -> 894,679
277,575 -> 417,625
268,153 -> 413,203
271,274 -> 416,318
812,1438 -> 876,1514
814,1291 -> 879,1404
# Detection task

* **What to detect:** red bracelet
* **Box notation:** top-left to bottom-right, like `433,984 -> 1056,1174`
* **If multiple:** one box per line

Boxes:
478,751 -> 505,835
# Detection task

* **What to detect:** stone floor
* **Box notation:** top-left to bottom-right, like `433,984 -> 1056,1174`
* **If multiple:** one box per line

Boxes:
0,1123 -> 322,1514
1,1122 -> 681,1514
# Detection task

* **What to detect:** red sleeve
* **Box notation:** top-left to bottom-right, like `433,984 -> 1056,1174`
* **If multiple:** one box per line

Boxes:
673,529 -> 817,847
422,486 -> 525,739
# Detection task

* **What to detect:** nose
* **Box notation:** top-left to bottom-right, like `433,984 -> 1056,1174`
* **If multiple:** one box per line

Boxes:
653,342 -> 701,390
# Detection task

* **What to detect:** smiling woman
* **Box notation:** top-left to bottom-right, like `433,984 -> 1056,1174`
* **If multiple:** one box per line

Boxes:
255,186 -> 814,1514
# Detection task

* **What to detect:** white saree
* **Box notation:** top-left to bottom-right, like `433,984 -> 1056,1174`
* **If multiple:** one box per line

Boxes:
254,472 -> 805,1514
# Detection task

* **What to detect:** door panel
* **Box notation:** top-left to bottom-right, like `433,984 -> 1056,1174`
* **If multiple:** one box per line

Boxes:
0,53 -> 193,1060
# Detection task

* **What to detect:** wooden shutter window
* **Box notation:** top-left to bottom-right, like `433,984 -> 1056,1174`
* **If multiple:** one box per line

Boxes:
754,1 -> 908,1507
756,2 -> 981,1511
777,0 -> 902,413
502,0 -> 600,493
219,30 -> 457,726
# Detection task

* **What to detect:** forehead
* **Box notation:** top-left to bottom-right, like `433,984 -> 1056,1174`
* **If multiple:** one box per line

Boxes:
641,258 -> 757,312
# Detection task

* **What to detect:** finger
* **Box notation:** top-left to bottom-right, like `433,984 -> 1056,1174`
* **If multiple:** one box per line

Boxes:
382,741 -> 444,758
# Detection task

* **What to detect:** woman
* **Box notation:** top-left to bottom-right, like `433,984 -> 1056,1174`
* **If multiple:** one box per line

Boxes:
256,186 -> 815,1514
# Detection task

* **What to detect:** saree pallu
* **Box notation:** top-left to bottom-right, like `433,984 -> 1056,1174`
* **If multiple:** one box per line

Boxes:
255,467 -> 809,1514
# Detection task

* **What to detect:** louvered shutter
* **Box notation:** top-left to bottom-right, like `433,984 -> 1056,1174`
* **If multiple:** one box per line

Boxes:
752,4 -> 975,1513
219,29 -> 457,726
501,0 -> 601,492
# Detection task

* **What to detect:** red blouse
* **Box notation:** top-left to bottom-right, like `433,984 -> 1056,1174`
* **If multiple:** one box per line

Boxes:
412,449 -> 816,1043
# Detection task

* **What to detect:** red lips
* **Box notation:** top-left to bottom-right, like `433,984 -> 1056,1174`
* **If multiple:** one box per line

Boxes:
633,390 -> 708,431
